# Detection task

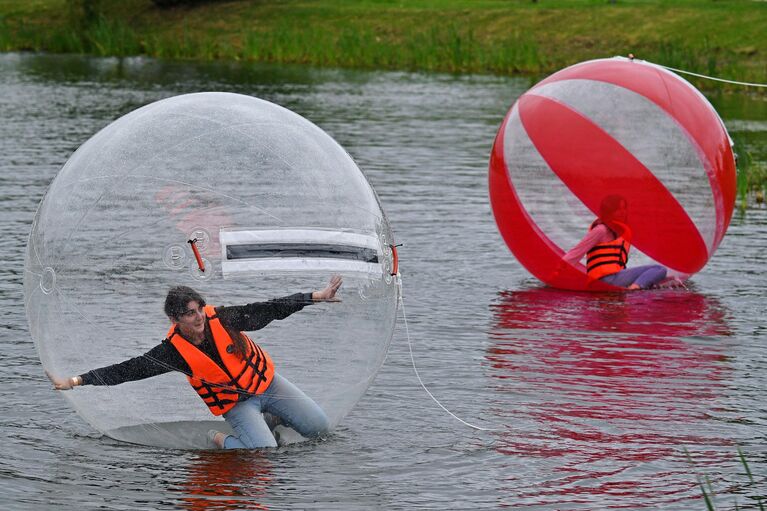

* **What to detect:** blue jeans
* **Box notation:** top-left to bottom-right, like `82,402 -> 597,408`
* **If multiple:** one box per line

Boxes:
222,373 -> 330,449
601,264 -> 667,289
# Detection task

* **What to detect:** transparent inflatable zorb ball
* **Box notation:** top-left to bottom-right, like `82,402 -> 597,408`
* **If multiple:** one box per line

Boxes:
25,92 -> 399,448
489,57 -> 736,291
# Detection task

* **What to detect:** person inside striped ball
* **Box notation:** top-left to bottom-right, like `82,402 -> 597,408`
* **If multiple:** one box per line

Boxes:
562,195 -> 667,290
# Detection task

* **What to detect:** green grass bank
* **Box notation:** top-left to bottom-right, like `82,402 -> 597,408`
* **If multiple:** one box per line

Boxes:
1,0 -> 766,89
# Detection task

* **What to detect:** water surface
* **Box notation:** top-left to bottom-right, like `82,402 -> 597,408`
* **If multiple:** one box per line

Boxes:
1,53 -> 765,510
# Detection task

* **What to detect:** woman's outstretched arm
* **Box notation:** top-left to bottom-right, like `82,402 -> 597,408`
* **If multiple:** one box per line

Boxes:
47,341 -> 188,390
219,275 -> 343,332
562,224 -> 612,265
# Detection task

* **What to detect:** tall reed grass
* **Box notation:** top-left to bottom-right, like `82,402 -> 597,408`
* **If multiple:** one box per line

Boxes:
733,137 -> 767,210
686,446 -> 765,510
0,14 -> 549,75
236,22 -> 544,75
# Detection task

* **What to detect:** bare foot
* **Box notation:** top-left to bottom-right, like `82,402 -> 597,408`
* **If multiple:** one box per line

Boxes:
628,284 -> 641,290
655,277 -> 688,290
207,429 -> 227,449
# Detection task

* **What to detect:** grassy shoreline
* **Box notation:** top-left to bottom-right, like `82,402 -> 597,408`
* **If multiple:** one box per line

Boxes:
2,0 -> 765,204
1,1 -> 766,90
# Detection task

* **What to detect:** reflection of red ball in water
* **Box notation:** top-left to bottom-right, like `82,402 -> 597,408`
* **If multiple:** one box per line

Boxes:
486,288 -> 733,506
488,58 -> 737,291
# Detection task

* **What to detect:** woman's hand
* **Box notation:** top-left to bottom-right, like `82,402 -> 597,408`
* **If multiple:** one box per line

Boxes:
312,275 -> 343,302
46,371 -> 80,391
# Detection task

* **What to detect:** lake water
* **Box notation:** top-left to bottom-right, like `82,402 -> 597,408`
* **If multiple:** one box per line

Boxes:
1,53 -> 765,510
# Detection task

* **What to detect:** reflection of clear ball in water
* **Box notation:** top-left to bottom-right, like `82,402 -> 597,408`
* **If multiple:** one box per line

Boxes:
489,57 -> 737,291
24,92 -> 398,448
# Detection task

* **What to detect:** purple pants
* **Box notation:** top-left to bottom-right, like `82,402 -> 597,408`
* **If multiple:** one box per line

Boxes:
600,264 -> 667,289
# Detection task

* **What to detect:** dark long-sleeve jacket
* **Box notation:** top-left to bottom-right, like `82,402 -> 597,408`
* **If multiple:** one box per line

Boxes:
80,292 -> 313,386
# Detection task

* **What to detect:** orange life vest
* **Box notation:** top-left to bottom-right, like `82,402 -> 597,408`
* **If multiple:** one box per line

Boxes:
167,305 -> 275,416
586,222 -> 631,280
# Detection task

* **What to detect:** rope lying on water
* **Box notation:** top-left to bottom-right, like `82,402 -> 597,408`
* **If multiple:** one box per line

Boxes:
397,277 -> 501,432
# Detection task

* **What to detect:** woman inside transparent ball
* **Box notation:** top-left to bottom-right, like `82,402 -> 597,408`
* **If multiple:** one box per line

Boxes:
47,275 -> 343,449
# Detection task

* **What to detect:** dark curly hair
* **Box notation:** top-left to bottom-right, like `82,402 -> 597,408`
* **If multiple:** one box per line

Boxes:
164,286 -> 248,358
164,286 -> 206,320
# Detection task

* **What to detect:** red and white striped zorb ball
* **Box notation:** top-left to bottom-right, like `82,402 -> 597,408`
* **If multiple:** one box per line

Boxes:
489,57 -> 736,291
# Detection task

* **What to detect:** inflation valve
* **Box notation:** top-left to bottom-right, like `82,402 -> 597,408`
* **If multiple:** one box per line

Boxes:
188,238 -> 206,273
390,244 -> 402,276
